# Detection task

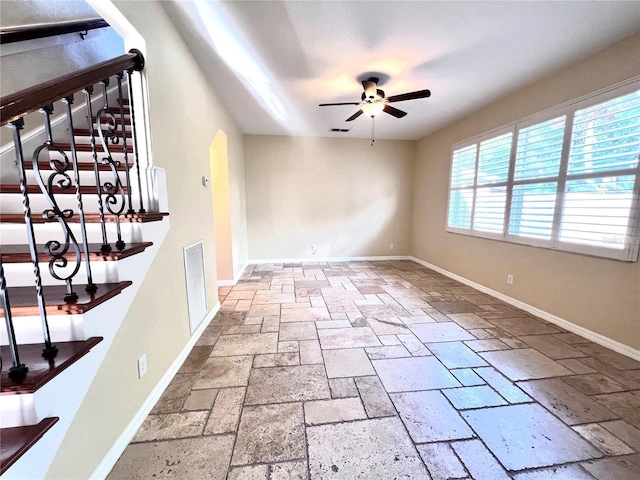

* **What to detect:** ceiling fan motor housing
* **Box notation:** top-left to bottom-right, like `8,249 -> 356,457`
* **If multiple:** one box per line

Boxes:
361,89 -> 385,102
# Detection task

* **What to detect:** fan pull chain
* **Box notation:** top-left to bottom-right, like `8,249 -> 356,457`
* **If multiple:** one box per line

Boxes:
371,116 -> 375,147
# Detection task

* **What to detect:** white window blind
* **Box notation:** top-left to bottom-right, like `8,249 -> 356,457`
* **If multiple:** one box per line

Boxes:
509,182 -> 557,240
559,90 -> 640,253
477,133 -> 511,185
446,81 -> 640,261
472,133 -> 511,233
514,116 -> 566,181
508,116 -> 565,241
473,186 -> 507,233
560,176 -> 635,250
448,145 -> 477,229
567,91 -> 640,175
450,144 -> 477,188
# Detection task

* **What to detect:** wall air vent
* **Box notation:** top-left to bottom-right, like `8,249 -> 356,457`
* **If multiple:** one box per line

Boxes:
184,240 -> 208,334
330,128 -> 350,133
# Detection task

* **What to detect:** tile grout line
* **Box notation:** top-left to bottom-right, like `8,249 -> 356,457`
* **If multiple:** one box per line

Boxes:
114,260 -> 640,479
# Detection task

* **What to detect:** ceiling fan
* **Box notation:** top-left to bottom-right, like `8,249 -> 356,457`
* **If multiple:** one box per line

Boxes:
319,77 -> 431,122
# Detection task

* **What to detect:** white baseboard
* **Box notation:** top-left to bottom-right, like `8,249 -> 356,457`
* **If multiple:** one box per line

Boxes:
409,256 -> 640,362
217,261 -> 250,287
250,255 -> 411,264
90,301 -> 221,480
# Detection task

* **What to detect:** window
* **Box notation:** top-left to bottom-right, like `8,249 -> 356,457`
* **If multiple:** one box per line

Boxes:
473,133 -> 511,234
448,144 -> 476,229
508,115 -> 565,241
446,81 -> 640,261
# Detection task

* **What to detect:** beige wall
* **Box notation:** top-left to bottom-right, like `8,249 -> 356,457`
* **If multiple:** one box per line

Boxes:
411,33 -> 640,350
46,2 -> 247,478
245,135 -> 415,259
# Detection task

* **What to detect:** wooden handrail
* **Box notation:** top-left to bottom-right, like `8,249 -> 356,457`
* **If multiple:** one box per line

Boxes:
0,18 -> 109,45
0,50 -> 144,126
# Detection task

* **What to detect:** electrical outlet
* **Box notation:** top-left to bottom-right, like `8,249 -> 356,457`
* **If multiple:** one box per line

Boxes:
389,243 -> 394,250
332,244 -> 338,251
507,274 -> 514,285
138,354 -> 148,378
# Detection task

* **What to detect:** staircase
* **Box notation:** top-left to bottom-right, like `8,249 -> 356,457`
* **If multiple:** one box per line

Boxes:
0,50 -> 170,479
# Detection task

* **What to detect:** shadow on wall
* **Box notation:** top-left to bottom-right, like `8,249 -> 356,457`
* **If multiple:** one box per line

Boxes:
323,194 -> 399,256
256,193 -> 399,258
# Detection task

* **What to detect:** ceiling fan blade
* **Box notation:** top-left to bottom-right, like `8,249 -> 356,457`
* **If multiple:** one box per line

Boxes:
319,102 -> 362,106
362,79 -> 378,99
383,105 -> 407,118
346,110 -> 364,122
386,89 -> 431,103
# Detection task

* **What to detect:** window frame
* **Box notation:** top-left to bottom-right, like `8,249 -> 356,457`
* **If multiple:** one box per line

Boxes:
445,78 -> 640,262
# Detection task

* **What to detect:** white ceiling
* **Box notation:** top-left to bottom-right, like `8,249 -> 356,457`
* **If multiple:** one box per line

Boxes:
163,1 -> 640,141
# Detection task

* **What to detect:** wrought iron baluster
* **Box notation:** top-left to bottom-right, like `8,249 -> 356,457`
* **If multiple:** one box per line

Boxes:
8,118 -> 58,359
0,259 -> 28,380
83,86 -> 111,253
125,68 -> 146,213
96,78 -> 126,250
63,94 -> 96,293
32,104 -> 82,303
116,72 -> 134,214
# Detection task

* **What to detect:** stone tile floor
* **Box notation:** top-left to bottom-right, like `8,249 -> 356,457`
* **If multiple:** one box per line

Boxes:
108,260 -> 640,479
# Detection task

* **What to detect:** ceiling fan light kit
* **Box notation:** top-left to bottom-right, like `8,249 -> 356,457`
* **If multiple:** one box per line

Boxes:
361,102 -> 385,117
319,76 -> 431,145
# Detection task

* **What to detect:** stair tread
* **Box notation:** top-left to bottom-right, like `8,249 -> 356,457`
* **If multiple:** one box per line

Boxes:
92,116 -> 130,125
0,184 -> 129,195
1,242 -> 153,263
48,142 -> 133,153
1,337 -> 103,394
0,417 -> 59,474
7,281 -> 132,316
0,212 -> 168,224
104,106 -> 130,115
24,160 -> 129,171
73,128 -> 132,138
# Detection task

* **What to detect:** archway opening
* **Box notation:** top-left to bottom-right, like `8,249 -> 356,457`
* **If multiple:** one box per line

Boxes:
210,130 -> 234,282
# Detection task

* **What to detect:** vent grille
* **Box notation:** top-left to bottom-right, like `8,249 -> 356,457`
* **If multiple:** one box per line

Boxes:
330,128 -> 350,133
184,241 -> 208,333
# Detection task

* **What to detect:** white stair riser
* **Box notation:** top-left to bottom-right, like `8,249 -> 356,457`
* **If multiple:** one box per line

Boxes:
23,167 -> 130,188
0,219 -> 147,245
0,190 -> 140,215
2,260 -> 121,287
0,394 -> 37,429
1,163 -> 131,188
0,313 -> 86,346
56,149 -> 134,163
